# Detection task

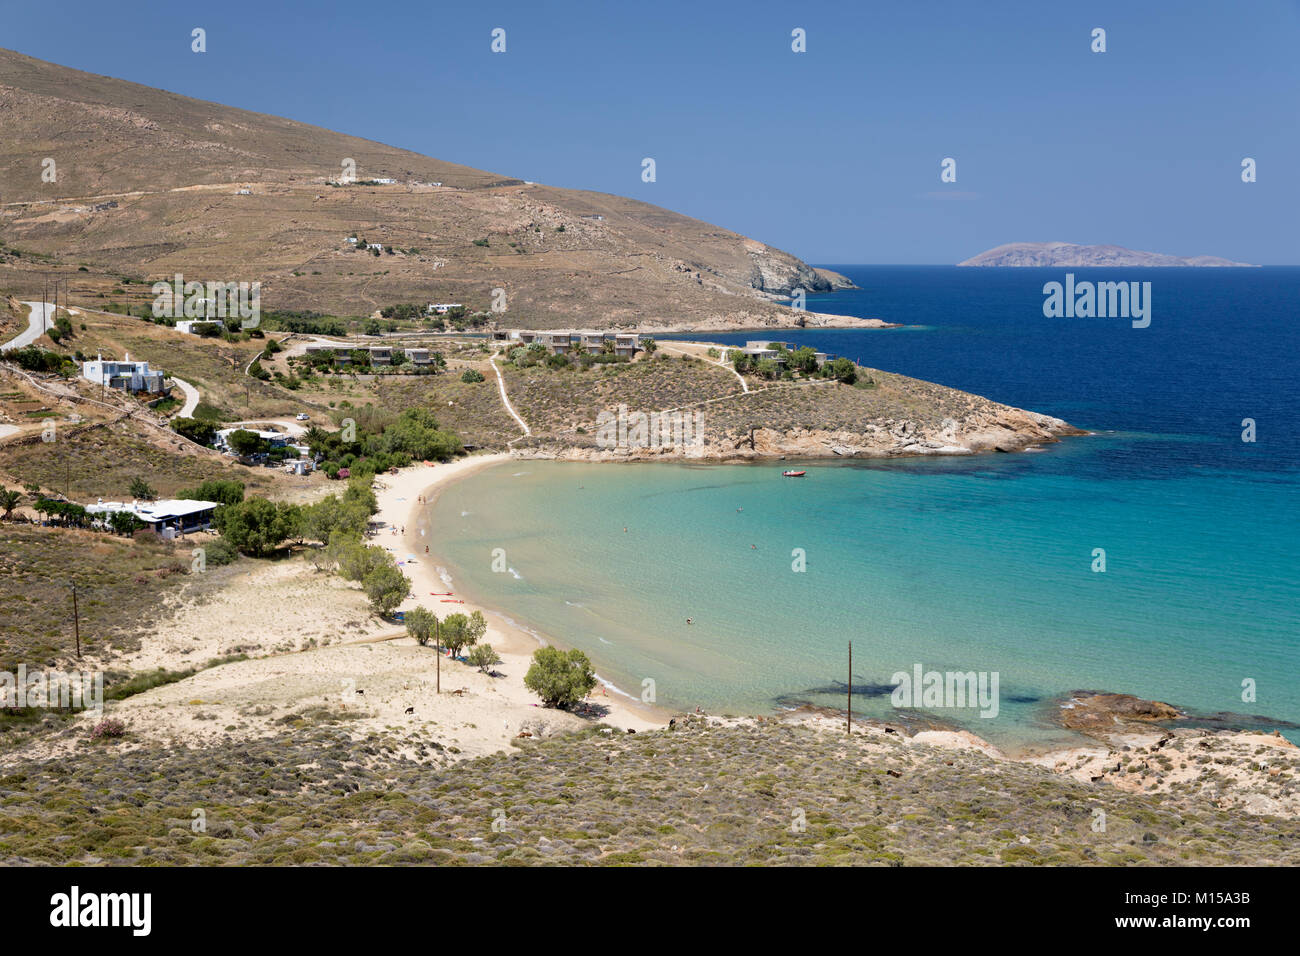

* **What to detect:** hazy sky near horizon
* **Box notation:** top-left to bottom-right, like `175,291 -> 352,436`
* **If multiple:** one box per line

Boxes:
6,0 -> 1299,264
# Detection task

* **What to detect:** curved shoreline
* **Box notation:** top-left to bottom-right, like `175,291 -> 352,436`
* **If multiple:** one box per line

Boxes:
374,453 -> 668,733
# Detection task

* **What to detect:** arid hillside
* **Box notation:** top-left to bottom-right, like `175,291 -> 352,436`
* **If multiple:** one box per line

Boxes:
0,48 -> 856,329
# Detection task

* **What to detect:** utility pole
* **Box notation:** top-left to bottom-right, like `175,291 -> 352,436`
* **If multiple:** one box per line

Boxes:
847,641 -> 852,736
71,585 -> 81,659
435,617 -> 441,694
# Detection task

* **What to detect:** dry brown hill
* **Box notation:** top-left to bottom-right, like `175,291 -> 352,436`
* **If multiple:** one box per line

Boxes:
0,48 -> 855,328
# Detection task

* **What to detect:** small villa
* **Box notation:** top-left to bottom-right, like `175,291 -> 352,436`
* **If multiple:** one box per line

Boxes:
81,353 -> 166,394
737,341 -> 833,366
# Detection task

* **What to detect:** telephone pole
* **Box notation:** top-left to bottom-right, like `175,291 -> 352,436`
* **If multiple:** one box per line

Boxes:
847,642 -> 852,736
70,585 -> 81,659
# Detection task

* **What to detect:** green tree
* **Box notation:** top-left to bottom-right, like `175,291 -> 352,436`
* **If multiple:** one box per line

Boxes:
128,477 -> 158,501
171,417 -> 218,446
467,643 -> 502,674
641,337 -> 657,354
405,606 -> 438,646
440,610 -> 486,657
790,346 -> 819,374
0,489 -> 20,520
523,647 -> 598,709
227,429 -> 269,457
108,510 -> 143,536
363,563 -> 410,615
215,498 -> 294,556
461,368 -> 485,383
336,538 -> 391,582
827,356 -> 858,385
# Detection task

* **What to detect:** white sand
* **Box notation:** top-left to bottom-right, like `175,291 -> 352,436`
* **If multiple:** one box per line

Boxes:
371,453 -> 665,735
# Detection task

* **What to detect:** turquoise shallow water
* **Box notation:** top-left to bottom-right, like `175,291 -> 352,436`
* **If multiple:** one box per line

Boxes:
429,267 -> 1299,751
430,450 -> 1298,751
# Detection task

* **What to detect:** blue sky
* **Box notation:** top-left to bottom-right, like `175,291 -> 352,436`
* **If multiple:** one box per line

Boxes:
5,0 -> 1299,263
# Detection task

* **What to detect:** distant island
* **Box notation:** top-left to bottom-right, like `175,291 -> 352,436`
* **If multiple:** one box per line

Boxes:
959,242 -> 1257,268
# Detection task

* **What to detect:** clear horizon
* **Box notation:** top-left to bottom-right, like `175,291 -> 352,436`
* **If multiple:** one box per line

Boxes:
4,0 -> 1298,265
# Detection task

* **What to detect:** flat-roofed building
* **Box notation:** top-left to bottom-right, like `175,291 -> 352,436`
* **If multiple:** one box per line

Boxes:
81,353 -> 166,394
87,498 -> 219,535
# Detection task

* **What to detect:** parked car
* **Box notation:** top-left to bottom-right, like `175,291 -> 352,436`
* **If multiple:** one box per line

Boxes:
295,412 -> 310,421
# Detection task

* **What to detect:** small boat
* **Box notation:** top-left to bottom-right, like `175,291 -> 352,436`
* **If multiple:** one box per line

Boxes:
440,599 -> 465,604
782,470 -> 806,478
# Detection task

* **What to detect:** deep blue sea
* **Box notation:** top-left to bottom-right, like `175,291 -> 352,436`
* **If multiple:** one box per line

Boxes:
432,267 -> 1299,751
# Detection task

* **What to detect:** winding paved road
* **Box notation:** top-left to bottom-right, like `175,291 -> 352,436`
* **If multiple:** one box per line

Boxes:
170,376 -> 200,417
1,301 -> 53,351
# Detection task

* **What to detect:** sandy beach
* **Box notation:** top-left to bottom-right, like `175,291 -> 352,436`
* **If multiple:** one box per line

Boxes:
372,452 -> 666,734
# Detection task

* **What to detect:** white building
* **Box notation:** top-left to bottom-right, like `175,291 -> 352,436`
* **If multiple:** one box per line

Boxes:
175,319 -> 225,335
81,353 -> 166,394
215,428 -> 290,452
427,303 -> 463,315
87,498 -> 219,536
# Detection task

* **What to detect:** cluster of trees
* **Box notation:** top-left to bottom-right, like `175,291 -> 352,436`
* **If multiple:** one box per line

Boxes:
307,479 -> 409,614
506,343 -> 631,372
259,310 -> 348,337
403,607 -> 499,670
29,496 -> 145,535
306,407 -> 463,479
3,346 -> 70,374
379,304 -> 423,321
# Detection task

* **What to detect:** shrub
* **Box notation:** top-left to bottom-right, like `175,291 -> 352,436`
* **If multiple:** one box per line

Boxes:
89,718 -> 126,740
203,537 -> 240,566
468,643 -> 502,673
461,369 -> 485,383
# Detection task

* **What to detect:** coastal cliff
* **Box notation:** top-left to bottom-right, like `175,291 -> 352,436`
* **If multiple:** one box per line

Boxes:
500,358 -> 1083,462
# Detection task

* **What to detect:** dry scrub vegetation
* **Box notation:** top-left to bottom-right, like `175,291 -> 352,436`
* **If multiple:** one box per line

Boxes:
2,717 -> 1297,866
